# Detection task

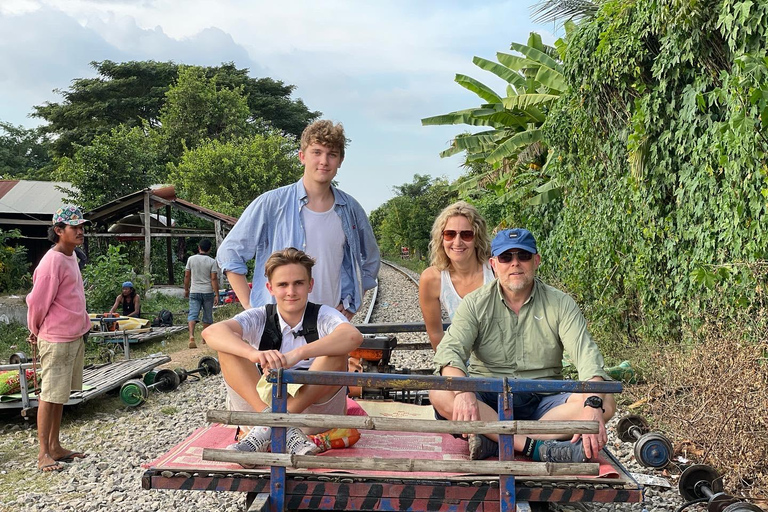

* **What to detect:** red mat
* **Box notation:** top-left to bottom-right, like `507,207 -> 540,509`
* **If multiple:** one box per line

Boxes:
146,399 -> 618,479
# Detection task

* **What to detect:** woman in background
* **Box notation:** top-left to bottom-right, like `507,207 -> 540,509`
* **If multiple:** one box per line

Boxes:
419,201 -> 493,351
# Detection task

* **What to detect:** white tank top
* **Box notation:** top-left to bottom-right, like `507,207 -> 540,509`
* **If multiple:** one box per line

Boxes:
439,262 -> 495,319
302,206 -> 345,307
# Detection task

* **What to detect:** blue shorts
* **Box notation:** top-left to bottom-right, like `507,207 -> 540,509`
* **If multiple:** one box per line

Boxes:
435,392 -> 571,422
188,293 -> 215,324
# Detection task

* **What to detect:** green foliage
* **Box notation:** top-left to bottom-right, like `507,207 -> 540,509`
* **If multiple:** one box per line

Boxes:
370,175 -> 457,259
537,0 -> 768,348
141,293 -> 189,318
53,125 -> 163,210
32,60 -> 319,157
0,122 -> 53,179
82,245 -> 137,312
0,230 -> 31,293
169,131 -> 304,217
422,32 -> 570,226
159,66 -> 250,160
0,321 -> 31,365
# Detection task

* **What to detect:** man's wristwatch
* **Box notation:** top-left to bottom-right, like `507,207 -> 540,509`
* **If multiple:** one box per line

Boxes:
584,395 -> 605,412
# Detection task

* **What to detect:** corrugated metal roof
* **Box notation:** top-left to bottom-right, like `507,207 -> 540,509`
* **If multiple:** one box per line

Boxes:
0,180 -> 73,215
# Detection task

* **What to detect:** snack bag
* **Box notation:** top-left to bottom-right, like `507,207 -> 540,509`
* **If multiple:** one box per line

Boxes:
308,428 -> 361,453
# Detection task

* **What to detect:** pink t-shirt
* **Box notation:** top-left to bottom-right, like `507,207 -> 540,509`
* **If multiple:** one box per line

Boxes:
26,249 -> 91,342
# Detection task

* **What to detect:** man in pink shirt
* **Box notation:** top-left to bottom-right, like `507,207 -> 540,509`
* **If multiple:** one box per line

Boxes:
26,205 -> 92,472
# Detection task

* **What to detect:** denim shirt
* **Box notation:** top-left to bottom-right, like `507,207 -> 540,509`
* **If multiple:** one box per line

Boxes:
217,179 -> 381,313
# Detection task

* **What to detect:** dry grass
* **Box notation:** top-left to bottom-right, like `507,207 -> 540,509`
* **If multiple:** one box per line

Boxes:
629,312 -> 768,498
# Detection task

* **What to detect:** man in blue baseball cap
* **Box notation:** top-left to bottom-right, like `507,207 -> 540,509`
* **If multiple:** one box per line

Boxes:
430,228 -> 615,464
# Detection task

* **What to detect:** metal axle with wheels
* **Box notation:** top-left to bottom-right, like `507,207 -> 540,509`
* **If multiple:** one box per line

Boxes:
9,352 -> 28,364
119,368 -> 181,407
679,464 -> 762,512
616,414 -> 674,468
174,356 -> 221,383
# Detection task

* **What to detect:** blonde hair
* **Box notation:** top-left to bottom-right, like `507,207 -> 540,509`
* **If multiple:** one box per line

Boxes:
300,120 -> 347,160
428,201 -> 490,271
264,247 -> 315,281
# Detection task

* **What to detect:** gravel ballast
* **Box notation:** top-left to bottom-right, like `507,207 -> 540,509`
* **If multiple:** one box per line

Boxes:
0,262 -> 690,511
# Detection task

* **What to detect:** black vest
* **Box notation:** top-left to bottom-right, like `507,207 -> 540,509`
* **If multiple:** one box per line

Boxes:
259,302 -> 321,351
122,294 -> 137,316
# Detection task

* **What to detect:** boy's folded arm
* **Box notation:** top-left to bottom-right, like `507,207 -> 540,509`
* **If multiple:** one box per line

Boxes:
295,323 -> 363,361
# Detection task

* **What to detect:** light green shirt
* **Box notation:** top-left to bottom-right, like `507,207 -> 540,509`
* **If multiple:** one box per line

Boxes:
433,278 -> 609,382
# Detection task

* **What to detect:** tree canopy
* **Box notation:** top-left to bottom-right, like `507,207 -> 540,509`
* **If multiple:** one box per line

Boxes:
370,174 -> 457,259
53,125 -> 163,210
33,60 -> 320,157
159,66 -> 250,159
0,122 -> 53,179
169,131 -> 304,217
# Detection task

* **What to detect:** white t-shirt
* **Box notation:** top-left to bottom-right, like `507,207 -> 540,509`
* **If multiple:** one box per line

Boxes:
233,303 -> 347,369
302,206 -> 345,307
186,253 -> 219,294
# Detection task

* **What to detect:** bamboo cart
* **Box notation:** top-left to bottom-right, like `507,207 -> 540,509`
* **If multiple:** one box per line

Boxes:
143,370 -> 641,512
88,326 -> 186,360
0,353 -> 171,418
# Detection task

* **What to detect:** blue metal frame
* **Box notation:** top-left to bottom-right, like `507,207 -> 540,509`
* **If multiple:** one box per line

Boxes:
264,369 -> 621,512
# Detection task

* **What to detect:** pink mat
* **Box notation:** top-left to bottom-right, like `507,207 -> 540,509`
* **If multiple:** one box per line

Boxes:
146,398 -> 618,479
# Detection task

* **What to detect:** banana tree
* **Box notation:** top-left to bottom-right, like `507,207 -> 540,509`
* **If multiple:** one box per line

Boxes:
422,29 -> 572,207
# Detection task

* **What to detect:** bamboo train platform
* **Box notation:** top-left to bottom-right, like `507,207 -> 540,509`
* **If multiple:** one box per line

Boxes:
142,370 -> 642,512
0,353 -> 171,417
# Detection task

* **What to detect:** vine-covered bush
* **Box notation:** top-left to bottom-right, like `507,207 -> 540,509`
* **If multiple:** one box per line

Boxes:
538,0 -> 768,348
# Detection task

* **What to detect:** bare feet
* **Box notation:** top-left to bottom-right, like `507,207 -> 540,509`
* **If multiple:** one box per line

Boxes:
38,453 -> 63,472
52,449 -> 87,462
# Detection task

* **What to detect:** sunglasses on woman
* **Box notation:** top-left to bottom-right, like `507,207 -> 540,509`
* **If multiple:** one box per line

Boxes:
496,250 -> 534,263
442,230 -> 475,242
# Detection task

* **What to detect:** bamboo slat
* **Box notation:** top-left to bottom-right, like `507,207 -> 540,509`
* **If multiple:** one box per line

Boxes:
206,411 -> 598,436
202,448 -> 599,476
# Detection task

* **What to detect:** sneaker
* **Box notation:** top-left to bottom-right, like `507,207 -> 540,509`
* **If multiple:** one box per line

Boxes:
226,426 -> 271,453
286,427 -> 320,455
537,439 -> 587,463
468,434 -> 498,460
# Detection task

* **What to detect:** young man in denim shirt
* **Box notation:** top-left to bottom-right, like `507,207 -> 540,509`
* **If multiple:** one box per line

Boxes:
217,120 -> 380,320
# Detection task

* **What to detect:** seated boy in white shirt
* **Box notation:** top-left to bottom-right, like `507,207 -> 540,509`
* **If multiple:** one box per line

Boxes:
202,247 -> 363,455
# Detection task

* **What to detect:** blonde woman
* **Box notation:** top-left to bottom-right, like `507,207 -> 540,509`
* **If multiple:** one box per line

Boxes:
419,201 -> 493,350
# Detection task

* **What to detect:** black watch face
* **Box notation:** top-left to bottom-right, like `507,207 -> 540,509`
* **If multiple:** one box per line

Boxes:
586,396 -> 603,408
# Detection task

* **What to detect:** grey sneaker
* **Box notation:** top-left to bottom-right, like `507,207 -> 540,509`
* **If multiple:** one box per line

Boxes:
286,427 -> 320,455
537,439 -> 587,463
468,434 -> 498,460
226,426 -> 271,453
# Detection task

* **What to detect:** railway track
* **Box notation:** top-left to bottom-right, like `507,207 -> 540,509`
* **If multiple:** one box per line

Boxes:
354,259 -> 434,371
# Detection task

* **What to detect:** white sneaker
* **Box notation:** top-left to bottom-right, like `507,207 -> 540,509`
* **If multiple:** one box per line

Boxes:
286,427 -> 320,455
226,426 -> 271,453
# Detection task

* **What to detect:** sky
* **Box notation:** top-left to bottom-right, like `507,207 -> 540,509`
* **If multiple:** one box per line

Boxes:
0,0 -> 557,213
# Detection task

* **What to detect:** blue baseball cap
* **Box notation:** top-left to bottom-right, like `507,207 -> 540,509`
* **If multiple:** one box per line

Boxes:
122,281 -> 134,288
491,228 -> 538,257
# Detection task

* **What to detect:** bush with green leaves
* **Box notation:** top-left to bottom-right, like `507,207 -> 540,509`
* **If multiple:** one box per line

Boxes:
534,0 -> 768,349
82,244 -> 138,312
0,230 -> 31,293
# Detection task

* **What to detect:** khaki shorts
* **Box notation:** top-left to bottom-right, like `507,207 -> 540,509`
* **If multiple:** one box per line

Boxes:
38,337 -> 85,404
226,381 -> 347,435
